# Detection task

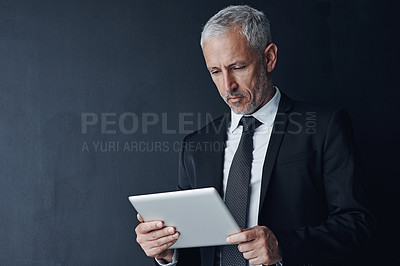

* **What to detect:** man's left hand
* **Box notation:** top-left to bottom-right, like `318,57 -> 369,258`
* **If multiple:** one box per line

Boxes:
226,226 -> 282,266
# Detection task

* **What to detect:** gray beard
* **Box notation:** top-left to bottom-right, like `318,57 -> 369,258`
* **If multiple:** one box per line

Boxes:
227,70 -> 269,115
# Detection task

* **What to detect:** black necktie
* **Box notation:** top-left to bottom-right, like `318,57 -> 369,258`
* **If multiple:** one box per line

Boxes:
221,116 -> 262,266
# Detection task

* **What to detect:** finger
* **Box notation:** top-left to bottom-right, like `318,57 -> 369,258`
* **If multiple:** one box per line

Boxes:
249,257 -> 263,266
148,232 -> 180,249
227,229 -> 257,244
146,238 -> 178,257
148,226 -> 176,241
242,248 -> 258,261
137,213 -> 144,223
238,242 -> 255,253
137,220 -> 164,234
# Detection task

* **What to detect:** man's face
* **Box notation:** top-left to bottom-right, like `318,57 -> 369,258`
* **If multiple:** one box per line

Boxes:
203,28 -> 269,115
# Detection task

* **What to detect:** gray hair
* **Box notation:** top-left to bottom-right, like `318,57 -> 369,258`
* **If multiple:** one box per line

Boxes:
200,5 -> 272,55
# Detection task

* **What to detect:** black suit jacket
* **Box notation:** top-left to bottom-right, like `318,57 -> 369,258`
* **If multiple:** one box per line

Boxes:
175,93 -> 375,266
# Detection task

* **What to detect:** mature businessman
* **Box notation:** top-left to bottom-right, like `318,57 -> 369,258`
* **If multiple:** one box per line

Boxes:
135,5 -> 375,266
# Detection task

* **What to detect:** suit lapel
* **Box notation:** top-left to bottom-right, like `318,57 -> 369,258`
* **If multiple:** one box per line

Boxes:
259,93 -> 294,213
195,112 -> 229,197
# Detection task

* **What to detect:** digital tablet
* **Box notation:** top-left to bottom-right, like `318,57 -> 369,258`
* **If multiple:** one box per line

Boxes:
128,187 -> 240,249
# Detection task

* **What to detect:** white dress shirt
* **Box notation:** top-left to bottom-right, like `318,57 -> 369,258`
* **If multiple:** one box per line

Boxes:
157,88 -> 281,266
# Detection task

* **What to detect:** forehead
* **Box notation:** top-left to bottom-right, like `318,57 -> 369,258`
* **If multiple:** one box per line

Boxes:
202,28 -> 257,67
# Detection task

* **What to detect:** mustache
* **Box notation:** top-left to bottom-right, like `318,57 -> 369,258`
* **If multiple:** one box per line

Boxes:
224,91 -> 248,100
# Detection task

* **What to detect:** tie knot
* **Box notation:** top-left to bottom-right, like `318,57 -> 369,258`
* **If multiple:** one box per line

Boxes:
240,116 -> 262,133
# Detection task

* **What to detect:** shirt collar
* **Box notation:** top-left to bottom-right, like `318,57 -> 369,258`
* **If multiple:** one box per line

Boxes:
229,87 -> 281,133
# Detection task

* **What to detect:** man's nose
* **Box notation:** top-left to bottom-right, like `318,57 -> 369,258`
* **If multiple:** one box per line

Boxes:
223,71 -> 238,92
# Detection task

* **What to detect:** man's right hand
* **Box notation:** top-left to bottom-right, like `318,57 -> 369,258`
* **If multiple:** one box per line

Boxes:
135,213 -> 180,263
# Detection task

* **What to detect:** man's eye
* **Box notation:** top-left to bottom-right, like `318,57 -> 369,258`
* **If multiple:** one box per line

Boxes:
211,71 -> 220,75
233,66 -> 246,70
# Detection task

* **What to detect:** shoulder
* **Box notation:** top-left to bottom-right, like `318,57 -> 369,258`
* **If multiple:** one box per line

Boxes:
280,92 -> 352,136
289,99 -> 340,118
290,101 -> 351,126
182,113 -> 229,143
278,91 -> 344,120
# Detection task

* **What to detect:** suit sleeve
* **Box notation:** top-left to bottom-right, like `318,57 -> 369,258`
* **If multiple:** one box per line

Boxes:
175,136 -> 202,266
273,109 -> 376,265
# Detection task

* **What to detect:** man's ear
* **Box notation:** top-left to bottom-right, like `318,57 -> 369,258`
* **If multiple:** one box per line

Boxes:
263,43 -> 278,73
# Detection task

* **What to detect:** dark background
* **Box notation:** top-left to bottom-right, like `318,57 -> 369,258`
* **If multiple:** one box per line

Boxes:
1,0 -> 399,265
